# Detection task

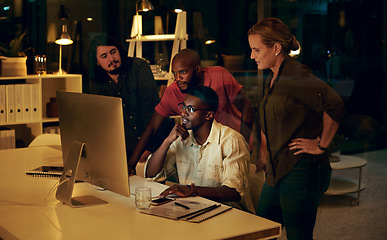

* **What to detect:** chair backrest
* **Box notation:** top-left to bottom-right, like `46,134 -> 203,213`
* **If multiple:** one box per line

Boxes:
248,164 -> 265,212
29,134 -> 61,147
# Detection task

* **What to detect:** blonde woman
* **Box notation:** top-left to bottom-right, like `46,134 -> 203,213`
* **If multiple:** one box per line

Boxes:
248,18 -> 345,240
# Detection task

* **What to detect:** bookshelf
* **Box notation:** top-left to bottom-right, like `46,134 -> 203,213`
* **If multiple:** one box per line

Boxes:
0,74 -> 82,146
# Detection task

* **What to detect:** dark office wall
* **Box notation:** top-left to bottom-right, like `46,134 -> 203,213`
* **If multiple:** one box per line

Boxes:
1,0 -> 386,146
25,0 -> 46,55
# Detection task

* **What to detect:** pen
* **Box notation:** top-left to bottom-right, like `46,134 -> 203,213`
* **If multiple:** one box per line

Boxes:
185,204 -> 220,220
175,201 -> 190,209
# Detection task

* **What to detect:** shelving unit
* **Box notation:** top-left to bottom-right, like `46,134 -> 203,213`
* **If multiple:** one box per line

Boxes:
0,74 -> 82,146
126,11 -> 188,86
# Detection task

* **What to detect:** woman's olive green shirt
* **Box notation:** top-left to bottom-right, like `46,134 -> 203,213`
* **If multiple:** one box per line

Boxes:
260,56 -> 345,186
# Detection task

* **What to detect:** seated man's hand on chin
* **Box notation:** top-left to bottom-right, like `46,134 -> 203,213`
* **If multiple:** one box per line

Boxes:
165,124 -> 189,144
159,184 -> 194,198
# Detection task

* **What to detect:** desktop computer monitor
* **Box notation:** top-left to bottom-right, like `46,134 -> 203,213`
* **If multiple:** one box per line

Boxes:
56,91 -> 130,207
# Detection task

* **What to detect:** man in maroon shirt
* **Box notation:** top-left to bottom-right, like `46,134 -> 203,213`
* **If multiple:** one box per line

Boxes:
128,48 -> 254,175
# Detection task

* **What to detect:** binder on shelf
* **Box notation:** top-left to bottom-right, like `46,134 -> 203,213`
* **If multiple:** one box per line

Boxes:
31,83 -> 40,121
22,84 -> 31,122
5,84 -> 15,123
0,85 -> 6,124
14,84 -> 23,123
7,128 -> 15,148
0,128 -> 5,149
0,127 -> 15,149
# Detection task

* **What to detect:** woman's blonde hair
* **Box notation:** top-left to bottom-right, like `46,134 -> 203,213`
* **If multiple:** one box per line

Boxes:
248,17 -> 300,55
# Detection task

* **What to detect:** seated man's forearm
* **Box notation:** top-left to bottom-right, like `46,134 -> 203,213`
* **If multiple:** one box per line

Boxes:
159,184 -> 241,203
145,139 -> 172,178
195,185 -> 241,203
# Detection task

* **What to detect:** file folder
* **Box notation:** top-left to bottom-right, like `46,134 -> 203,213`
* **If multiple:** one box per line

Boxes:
22,84 -> 31,122
7,128 -> 15,148
31,83 -> 40,121
0,85 -> 6,124
5,84 -> 15,123
0,128 -> 15,149
0,128 -> 5,149
14,84 -> 23,122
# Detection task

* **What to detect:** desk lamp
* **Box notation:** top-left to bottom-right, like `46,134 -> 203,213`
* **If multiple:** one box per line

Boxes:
131,0 -> 154,38
55,25 -> 73,75
166,0 -> 185,33
173,0 -> 184,13
136,0 -> 154,13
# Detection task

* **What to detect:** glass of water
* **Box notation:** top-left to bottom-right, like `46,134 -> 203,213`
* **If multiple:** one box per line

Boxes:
34,55 -> 47,75
135,187 -> 152,210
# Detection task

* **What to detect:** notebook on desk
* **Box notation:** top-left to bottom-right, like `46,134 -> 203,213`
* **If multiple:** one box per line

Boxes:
140,199 -> 232,223
180,204 -> 232,223
26,166 -> 63,177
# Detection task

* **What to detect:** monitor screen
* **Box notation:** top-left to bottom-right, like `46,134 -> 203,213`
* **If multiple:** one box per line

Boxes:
56,91 -> 130,206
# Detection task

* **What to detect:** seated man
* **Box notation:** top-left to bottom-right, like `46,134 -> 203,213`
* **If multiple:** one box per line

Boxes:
145,86 -> 255,213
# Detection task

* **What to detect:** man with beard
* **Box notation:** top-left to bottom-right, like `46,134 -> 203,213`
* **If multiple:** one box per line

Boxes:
128,48 -> 254,175
145,86 -> 255,213
88,35 -> 173,167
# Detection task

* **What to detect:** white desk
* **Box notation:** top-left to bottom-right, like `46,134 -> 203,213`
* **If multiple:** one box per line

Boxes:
0,146 -> 281,240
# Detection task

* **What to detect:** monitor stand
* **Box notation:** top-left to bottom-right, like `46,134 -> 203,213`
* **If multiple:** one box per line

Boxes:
56,140 -> 108,207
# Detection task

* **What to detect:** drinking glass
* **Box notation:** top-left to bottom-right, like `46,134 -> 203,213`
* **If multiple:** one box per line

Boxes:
135,187 -> 152,210
155,53 -> 167,76
34,55 -> 47,75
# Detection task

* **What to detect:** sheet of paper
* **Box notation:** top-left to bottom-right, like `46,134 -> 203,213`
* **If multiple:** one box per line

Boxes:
129,175 -> 169,198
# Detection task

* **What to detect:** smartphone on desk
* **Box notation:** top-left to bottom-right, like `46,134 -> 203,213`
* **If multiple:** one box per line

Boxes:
151,197 -> 174,206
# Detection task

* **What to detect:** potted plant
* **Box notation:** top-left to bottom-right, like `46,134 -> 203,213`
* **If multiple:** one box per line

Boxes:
0,32 -> 28,76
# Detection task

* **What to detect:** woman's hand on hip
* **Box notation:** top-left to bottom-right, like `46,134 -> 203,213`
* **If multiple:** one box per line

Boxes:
288,137 -> 325,155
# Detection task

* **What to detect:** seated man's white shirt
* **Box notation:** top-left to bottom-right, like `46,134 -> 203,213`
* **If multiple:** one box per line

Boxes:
146,120 -> 255,213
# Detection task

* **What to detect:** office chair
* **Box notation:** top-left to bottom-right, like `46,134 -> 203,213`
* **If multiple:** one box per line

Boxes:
29,133 -> 61,147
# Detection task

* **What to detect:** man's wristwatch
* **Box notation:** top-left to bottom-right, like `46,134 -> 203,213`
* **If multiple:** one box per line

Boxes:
318,144 -> 329,152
